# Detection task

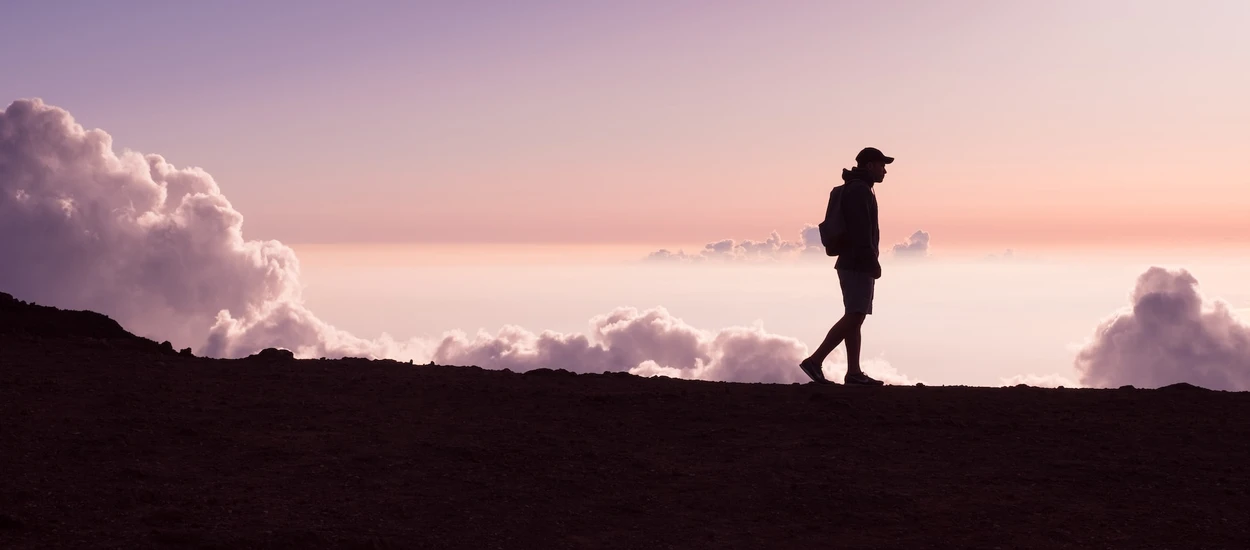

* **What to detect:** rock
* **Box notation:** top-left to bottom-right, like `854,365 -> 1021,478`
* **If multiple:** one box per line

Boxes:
159,341 -> 176,354
0,291 -> 134,340
1119,385 -> 1135,390
247,347 -> 295,361
179,347 -> 194,357
1159,382 -> 1208,391
524,368 -> 576,378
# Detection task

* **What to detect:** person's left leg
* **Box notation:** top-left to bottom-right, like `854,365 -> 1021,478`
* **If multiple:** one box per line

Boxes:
804,312 -> 862,366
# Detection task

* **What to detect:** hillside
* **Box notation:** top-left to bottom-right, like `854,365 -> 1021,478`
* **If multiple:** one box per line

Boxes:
1,291 -> 1248,549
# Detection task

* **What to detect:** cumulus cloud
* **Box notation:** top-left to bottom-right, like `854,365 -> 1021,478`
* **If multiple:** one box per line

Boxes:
646,225 -> 824,263
435,306 -> 917,384
1074,267 -> 1250,391
0,98 -> 420,360
0,98 -> 924,385
890,230 -> 930,258
435,307 -> 808,383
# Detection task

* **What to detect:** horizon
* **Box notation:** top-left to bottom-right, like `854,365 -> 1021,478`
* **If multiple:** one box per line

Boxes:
2,1 -> 1249,390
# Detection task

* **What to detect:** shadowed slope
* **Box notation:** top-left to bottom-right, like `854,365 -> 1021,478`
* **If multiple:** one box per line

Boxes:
1,292 -> 1248,549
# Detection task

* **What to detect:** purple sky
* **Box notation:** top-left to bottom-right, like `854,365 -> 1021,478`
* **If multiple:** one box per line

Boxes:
4,0 -> 1249,247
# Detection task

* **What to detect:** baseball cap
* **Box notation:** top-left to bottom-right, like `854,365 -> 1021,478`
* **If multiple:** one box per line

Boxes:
855,147 -> 894,164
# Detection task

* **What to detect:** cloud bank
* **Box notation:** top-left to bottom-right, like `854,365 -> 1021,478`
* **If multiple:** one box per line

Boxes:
1074,267 -> 1250,391
646,226 -> 823,263
648,227 -> 935,263
433,306 -> 917,385
0,98 -> 921,385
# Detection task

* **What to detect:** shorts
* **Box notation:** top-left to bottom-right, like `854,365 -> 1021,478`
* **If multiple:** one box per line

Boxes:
838,269 -> 875,315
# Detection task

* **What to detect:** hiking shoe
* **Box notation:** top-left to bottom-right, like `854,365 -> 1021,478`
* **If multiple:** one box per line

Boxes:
844,372 -> 885,386
799,359 -> 833,384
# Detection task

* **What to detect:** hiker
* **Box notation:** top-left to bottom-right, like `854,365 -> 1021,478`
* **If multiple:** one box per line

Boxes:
800,147 -> 891,386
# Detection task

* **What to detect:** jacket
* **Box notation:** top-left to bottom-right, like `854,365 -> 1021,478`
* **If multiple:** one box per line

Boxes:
833,168 -> 881,278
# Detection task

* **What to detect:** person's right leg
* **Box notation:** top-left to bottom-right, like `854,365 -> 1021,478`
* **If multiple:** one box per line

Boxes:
844,321 -> 863,375
841,316 -> 883,385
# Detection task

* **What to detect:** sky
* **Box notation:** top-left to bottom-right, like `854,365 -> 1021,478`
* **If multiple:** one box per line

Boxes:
2,1 -> 1249,390
3,0 -> 1248,249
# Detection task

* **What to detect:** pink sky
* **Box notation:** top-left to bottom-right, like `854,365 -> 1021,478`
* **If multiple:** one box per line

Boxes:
3,0 -> 1247,249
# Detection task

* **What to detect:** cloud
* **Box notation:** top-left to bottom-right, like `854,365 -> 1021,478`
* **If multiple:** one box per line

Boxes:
648,227 -> 936,264
434,307 -> 806,383
891,230 -> 930,258
646,225 -> 824,263
435,306 -> 918,384
0,98 -> 422,360
0,98 -> 926,385
1074,267 -> 1250,391
855,359 -> 924,386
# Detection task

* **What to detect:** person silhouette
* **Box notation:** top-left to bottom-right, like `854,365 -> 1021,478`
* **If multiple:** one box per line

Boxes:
800,147 -> 892,386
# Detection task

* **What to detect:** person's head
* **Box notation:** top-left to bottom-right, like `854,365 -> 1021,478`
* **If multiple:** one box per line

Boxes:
854,147 -> 894,183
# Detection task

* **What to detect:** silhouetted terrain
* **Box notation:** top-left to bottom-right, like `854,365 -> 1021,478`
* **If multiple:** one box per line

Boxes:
2,291 -> 1249,549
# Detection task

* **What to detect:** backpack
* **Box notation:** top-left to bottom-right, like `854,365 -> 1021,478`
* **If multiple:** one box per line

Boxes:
817,185 -> 847,256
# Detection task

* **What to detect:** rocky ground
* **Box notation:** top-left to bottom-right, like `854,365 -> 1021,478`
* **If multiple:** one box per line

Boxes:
2,291 -> 1249,549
